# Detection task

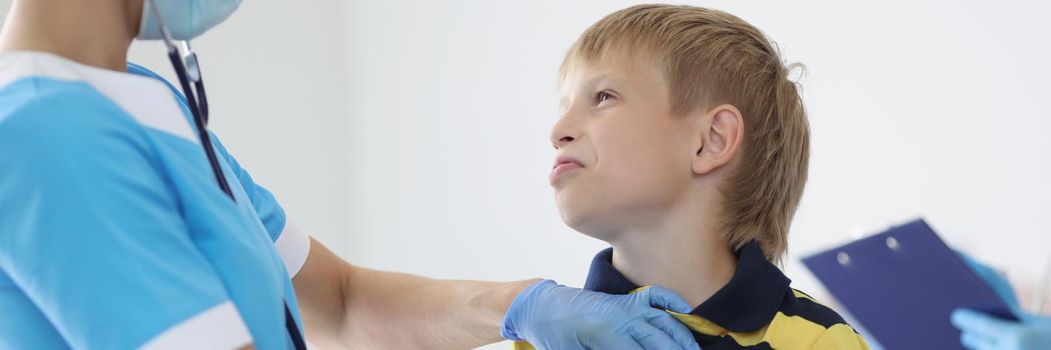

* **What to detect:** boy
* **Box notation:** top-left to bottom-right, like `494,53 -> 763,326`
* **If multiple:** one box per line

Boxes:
522,4 -> 870,349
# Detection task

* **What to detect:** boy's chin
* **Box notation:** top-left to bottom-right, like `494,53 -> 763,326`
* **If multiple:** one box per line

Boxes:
558,209 -> 619,243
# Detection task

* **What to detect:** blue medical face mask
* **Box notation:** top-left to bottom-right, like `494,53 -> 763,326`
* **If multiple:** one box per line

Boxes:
137,0 -> 244,40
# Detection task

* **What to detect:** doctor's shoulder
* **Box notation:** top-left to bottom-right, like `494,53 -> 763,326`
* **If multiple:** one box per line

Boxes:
0,76 -> 164,187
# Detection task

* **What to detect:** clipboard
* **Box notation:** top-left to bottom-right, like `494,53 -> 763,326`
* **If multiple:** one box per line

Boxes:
802,218 -> 1018,350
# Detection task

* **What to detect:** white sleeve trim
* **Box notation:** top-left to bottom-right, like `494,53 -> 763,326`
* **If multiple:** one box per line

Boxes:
138,301 -> 252,350
275,218 -> 311,277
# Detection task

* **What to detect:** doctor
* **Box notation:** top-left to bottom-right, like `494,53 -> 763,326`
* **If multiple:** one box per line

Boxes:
0,0 -> 701,349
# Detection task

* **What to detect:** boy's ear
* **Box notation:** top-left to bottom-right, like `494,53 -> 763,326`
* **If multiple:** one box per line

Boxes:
693,104 -> 744,175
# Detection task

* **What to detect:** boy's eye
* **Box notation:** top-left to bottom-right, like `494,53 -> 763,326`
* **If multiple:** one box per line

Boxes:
595,90 -> 615,105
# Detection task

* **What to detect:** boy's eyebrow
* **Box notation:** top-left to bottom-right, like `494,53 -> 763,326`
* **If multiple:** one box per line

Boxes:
585,73 -> 624,89
562,73 -> 624,96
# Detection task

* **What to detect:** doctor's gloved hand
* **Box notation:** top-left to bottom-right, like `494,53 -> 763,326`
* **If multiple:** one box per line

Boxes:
953,251 -> 1050,350
502,280 -> 702,350
951,309 -> 1051,350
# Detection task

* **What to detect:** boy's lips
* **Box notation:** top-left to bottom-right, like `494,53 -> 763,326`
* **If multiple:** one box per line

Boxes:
550,156 -> 584,184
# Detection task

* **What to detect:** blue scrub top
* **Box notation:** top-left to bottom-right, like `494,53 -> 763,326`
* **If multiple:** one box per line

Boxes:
0,51 -> 311,350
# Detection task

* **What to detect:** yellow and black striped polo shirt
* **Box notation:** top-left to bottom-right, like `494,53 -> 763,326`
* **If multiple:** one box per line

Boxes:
514,241 -> 870,349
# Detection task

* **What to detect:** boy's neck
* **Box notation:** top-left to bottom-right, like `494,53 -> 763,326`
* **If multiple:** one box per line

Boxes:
0,0 -> 139,72
608,199 -> 738,308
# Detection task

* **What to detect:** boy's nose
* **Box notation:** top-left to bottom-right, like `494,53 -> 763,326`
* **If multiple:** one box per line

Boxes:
552,136 -> 575,150
550,118 -> 580,150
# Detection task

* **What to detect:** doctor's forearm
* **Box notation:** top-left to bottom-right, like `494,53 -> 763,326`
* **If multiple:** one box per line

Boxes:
339,266 -> 538,349
292,238 -> 538,349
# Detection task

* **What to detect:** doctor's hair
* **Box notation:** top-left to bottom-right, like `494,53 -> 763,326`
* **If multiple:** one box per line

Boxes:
560,4 -> 809,263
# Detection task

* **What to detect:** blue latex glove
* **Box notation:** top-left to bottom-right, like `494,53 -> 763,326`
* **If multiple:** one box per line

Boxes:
951,309 -> 1051,350
502,280 -> 702,350
951,252 -> 1050,349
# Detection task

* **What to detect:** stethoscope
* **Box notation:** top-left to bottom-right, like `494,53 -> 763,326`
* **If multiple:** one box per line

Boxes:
146,1 -> 308,349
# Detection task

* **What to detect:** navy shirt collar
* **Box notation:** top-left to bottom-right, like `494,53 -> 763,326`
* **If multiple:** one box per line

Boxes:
583,241 -> 791,332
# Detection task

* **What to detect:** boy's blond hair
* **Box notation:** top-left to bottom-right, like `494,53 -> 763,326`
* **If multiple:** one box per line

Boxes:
560,4 -> 809,262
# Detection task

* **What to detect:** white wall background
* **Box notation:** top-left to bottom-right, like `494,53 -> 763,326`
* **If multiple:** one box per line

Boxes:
4,1 -> 1051,349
